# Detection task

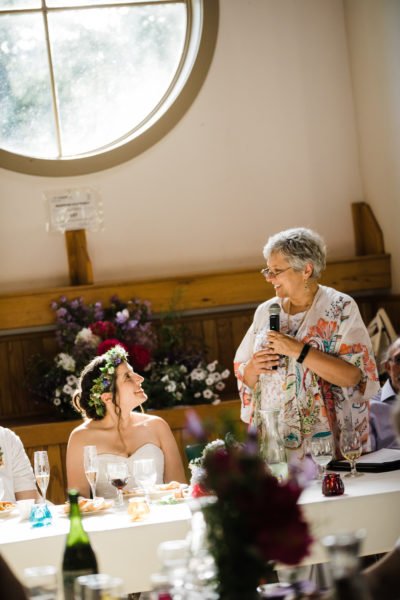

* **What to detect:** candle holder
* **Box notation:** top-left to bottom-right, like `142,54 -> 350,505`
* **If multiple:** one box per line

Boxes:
322,473 -> 344,497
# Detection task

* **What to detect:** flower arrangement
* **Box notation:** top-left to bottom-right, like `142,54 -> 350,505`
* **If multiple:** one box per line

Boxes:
186,428 -> 313,599
28,295 -> 230,419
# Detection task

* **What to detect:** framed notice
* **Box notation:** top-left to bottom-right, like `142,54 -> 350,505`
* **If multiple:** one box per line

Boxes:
45,188 -> 103,233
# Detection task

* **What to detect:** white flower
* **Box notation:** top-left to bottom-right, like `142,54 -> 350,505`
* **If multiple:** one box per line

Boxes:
161,375 -> 169,382
212,372 -> 221,382
175,392 -> 183,401
66,375 -> 78,386
205,377 -> 214,386
63,384 -> 75,396
74,327 -> 101,348
56,353 -> 76,372
180,365 -> 188,373
215,381 -> 225,391
166,381 -> 177,393
212,398 -> 221,405
53,398 -> 61,406
207,360 -> 218,372
221,369 -> 230,379
194,392 -> 201,398
190,368 -> 206,381
116,308 -> 129,323
203,389 -> 213,399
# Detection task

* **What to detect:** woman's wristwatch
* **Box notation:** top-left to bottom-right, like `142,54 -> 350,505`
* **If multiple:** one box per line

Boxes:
297,343 -> 311,364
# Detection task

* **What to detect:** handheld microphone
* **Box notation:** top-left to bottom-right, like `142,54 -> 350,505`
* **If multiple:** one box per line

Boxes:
269,303 -> 280,370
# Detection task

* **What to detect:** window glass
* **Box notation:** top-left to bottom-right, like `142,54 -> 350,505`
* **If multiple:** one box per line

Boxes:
0,0 -> 216,173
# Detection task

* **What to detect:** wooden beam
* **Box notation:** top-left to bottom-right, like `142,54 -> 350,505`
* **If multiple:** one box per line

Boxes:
65,229 -> 93,285
0,254 -> 391,331
352,202 -> 385,256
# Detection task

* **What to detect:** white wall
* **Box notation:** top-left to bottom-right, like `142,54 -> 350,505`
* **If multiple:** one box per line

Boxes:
0,0 -> 365,293
345,0 -> 400,291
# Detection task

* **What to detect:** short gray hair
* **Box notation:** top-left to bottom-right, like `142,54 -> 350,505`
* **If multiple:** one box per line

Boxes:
263,227 -> 327,279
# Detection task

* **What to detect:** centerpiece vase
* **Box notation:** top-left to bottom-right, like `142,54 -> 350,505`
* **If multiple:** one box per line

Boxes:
202,500 -> 274,600
255,409 -> 288,482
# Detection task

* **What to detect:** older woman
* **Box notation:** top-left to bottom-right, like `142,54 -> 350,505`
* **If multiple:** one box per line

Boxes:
66,345 -> 185,499
234,227 -> 379,455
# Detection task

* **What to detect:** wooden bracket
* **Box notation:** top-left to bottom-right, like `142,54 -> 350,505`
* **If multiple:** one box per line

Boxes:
352,202 -> 385,256
65,229 -> 93,286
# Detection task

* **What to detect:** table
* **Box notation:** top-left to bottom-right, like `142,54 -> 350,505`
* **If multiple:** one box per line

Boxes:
0,502 -> 192,594
1,472 -> 400,593
298,470 -> 400,565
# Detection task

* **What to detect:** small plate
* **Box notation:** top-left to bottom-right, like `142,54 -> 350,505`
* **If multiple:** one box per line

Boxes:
0,502 -> 16,518
61,499 -> 114,517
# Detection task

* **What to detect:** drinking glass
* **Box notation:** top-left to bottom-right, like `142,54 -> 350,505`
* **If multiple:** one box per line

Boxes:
23,565 -> 57,599
107,462 -> 129,507
83,446 -> 99,500
132,458 -> 157,500
34,451 -> 50,503
340,428 -> 363,478
310,432 -> 334,479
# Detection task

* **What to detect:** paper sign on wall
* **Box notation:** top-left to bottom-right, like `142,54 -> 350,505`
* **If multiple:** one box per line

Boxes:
45,188 -> 103,233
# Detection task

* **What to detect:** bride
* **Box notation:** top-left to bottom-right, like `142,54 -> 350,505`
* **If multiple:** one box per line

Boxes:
66,345 -> 186,499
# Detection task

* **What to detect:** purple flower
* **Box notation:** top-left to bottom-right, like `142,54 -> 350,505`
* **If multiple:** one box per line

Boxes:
56,308 -> 67,318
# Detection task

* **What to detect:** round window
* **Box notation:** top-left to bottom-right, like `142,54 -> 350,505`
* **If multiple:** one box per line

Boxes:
0,0 -> 217,175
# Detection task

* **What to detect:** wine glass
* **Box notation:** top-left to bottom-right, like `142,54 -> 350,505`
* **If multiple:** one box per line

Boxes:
34,450 -> 50,503
340,427 -> 363,478
107,462 -> 129,507
310,432 -> 334,479
132,458 -> 157,500
83,446 -> 99,500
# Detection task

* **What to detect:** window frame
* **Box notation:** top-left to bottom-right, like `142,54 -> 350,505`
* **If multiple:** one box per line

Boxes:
0,0 -> 218,176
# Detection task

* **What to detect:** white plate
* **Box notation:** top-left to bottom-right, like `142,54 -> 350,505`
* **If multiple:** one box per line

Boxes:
0,504 -> 16,518
60,500 -> 114,517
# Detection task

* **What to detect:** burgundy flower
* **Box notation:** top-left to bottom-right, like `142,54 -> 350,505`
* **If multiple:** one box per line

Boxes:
90,320 -> 116,339
97,339 -> 128,356
129,343 -> 151,371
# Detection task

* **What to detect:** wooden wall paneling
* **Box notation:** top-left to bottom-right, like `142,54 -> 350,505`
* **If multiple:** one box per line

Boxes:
0,254 -> 391,331
0,341 -> 12,417
351,202 -> 385,256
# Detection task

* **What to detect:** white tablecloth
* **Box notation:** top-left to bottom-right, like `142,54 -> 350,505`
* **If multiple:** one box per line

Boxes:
1,471 -> 400,592
0,502 -> 192,594
299,469 -> 400,565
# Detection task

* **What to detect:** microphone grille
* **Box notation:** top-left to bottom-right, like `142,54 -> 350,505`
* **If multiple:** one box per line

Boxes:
269,303 -> 281,316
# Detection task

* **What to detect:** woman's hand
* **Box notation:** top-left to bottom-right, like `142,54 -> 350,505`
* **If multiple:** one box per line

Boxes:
267,331 -> 303,358
243,347 -> 281,388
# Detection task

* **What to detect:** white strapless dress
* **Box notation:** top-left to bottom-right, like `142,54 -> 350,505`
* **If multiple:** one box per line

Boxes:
96,443 -> 165,499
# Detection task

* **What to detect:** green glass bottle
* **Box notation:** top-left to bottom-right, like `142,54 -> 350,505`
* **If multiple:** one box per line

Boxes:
62,489 -> 98,600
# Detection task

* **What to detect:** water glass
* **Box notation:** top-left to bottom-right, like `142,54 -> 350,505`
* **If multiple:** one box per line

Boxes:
23,565 -> 57,600
132,458 -> 157,499
310,432 -> 334,479
340,427 -> 363,477
74,573 -> 123,599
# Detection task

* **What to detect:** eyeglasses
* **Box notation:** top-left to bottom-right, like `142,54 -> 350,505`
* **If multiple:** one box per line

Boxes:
260,266 -> 292,279
389,354 -> 400,365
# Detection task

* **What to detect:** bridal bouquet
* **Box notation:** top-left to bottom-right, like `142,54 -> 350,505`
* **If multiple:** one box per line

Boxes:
28,295 -> 230,418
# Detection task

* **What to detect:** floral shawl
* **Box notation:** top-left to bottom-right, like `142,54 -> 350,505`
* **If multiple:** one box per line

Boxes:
234,285 -> 379,454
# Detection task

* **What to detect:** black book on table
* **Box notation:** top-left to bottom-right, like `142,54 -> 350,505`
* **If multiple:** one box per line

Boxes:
329,448 -> 400,473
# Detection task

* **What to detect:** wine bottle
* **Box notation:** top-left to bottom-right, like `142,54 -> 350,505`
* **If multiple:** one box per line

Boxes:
62,489 -> 98,600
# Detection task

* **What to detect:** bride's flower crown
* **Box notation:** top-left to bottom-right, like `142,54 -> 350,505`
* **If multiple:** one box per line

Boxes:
89,345 -> 128,417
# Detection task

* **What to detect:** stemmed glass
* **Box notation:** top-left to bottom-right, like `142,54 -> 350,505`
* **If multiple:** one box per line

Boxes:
310,432 -> 334,480
107,462 -> 129,507
83,446 -> 99,500
132,458 -> 157,500
340,427 -> 363,478
34,451 -> 50,503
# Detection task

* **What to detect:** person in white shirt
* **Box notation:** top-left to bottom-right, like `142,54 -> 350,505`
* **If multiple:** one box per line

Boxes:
0,427 -> 38,502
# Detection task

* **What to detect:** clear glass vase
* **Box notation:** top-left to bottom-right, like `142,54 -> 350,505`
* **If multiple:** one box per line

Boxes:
256,409 -> 288,482
322,530 -> 372,600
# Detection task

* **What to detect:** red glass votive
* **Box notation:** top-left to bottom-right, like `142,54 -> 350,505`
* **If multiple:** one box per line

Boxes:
322,473 -> 345,496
